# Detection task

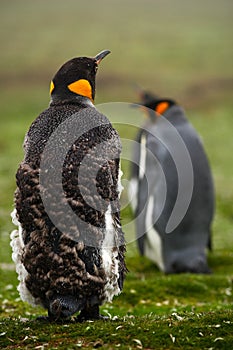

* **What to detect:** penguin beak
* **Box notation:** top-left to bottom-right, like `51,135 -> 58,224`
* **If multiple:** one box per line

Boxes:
133,83 -> 146,99
95,50 -> 111,65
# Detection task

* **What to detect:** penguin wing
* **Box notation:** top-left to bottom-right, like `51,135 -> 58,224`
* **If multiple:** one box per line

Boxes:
128,128 -> 145,213
15,163 -> 42,244
132,127 -> 166,254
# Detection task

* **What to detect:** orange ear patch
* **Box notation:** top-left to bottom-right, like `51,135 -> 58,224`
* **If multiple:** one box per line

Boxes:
68,79 -> 93,101
155,102 -> 169,115
49,81 -> 55,95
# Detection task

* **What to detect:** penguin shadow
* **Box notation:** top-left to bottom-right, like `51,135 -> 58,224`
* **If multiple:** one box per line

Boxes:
35,313 -> 110,324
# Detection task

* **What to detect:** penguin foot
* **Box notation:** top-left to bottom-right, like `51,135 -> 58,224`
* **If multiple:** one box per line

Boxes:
76,313 -> 109,322
35,316 -> 76,324
76,305 -> 109,322
36,314 -> 72,323
36,315 -> 51,322
45,295 -> 83,322
166,256 -> 212,274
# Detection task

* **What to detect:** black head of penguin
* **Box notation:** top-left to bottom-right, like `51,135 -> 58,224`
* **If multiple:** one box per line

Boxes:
134,85 -> 160,106
50,50 -> 110,104
144,98 -> 177,117
134,88 -> 177,121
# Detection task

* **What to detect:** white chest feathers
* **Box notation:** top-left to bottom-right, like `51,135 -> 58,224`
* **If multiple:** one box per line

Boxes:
101,204 -> 121,302
144,196 -> 164,271
10,209 -> 41,307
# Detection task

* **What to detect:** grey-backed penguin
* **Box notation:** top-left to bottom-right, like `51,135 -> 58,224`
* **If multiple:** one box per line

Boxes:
129,89 -> 214,274
10,50 -> 126,321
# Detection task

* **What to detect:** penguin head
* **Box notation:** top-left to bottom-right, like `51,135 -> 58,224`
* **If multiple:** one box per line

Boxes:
50,50 -> 110,104
134,85 -> 160,106
135,88 -> 177,121
145,98 -> 177,117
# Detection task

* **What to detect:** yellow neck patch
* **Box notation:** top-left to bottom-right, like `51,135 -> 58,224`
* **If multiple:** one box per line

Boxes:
155,102 -> 169,115
50,80 -> 55,95
68,79 -> 93,101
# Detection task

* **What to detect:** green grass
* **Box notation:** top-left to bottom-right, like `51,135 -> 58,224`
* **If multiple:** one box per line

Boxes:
0,0 -> 233,348
0,259 -> 233,349
0,312 -> 232,349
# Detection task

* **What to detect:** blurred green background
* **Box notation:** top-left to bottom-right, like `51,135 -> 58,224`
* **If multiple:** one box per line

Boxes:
0,0 -> 232,260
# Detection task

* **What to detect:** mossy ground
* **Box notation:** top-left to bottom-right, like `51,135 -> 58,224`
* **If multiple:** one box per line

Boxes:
0,253 -> 233,349
0,0 -> 232,348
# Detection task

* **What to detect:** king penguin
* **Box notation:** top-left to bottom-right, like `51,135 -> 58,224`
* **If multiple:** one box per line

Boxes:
130,88 -> 214,274
10,50 -> 127,321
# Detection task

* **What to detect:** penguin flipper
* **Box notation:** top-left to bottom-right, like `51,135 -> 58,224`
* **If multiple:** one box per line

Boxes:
208,230 -> 213,251
137,235 -> 145,255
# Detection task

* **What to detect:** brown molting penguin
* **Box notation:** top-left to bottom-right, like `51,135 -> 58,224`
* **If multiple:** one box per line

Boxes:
10,50 -> 126,321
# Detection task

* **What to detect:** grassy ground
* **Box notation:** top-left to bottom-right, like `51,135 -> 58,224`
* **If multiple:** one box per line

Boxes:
0,0 -> 233,349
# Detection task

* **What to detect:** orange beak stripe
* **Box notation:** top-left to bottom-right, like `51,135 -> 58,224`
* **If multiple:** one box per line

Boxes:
68,79 -> 93,102
155,102 -> 169,115
49,81 -> 55,95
